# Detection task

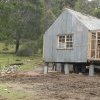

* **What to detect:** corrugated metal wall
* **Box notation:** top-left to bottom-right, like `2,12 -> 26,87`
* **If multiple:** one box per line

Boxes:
43,10 -> 89,63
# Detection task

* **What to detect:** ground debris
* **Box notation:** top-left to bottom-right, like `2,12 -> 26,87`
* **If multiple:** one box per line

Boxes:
1,72 -> 100,100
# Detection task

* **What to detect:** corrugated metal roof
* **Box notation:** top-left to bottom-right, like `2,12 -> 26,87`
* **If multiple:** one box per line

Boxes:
66,8 -> 100,31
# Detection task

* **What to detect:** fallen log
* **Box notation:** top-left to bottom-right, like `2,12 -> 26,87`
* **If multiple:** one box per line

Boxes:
10,63 -> 23,66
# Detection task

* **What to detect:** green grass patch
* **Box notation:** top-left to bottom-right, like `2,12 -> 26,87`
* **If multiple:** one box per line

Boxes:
0,42 -> 15,53
0,83 -> 33,100
0,54 -> 43,71
19,55 -> 43,71
0,42 -> 43,71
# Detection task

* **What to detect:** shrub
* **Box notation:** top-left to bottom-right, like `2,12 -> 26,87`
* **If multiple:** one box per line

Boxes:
16,41 -> 39,56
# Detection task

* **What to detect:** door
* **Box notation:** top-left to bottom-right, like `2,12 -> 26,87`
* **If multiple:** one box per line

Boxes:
90,32 -> 100,60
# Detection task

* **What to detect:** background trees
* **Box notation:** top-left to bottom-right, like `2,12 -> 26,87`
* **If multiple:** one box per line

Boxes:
0,0 -> 99,56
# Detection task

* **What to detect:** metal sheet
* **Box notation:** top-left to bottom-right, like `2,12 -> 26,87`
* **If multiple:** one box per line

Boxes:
43,9 -> 94,63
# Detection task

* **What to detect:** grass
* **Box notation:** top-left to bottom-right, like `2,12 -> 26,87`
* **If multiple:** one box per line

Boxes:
19,55 -> 43,71
0,42 -> 15,53
0,43 -> 43,100
0,54 -> 43,71
0,42 -> 42,71
0,54 -> 43,99
0,83 -> 33,100
0,42 -> 43,71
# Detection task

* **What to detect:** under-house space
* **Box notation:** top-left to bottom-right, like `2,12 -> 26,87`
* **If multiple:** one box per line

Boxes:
43,8 -> 100,76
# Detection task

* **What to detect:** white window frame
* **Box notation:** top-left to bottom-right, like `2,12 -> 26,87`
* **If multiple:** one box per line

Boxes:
57,34 -> 73,50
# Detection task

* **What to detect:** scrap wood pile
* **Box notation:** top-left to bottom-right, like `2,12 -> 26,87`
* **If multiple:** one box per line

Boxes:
0,64 -> 22,77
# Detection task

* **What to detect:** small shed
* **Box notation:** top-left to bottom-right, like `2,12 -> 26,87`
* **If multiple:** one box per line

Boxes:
43,8 -> 100,76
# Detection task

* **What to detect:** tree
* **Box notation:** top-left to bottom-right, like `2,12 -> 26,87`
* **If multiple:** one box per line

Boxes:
1,0 -> 94,55
93,8 -> 100,18
91,0 -> 100,18
0,0 -> 46,54
75,0 -> 90,14
42,9 -> 56,33
9,1 -> 35,53
74,0 -> 100,16
0,1 -> 14,43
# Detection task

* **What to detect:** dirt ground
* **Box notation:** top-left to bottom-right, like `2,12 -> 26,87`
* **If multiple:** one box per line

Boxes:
1,67 -> 100,100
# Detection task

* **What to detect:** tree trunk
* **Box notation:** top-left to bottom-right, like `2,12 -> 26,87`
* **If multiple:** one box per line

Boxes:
15,34 -> 20,54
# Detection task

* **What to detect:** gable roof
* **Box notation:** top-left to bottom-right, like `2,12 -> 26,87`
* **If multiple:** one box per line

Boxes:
66,8 -> 100,31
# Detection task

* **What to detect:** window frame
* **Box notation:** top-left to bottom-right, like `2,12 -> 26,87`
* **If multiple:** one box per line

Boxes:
57,34 -> 73,50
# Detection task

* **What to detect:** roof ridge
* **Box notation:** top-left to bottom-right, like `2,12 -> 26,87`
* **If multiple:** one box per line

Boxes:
65,8 -> 99,20
64,8 -> 100,31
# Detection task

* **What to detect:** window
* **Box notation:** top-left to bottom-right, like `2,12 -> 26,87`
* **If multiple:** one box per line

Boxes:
57,34 -> 73,49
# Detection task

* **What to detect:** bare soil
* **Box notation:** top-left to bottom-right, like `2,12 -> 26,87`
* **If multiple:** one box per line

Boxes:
0,68 -> 100,100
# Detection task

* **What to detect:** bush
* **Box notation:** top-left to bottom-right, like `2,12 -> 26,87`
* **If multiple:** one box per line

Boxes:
16,41 -> 39,56
16,48 -> 33,56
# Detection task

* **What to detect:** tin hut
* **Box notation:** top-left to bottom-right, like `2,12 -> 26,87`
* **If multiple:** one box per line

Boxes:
43,8 -> 100,76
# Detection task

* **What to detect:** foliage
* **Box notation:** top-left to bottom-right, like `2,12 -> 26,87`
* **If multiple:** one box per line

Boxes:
93,8 -> 100,18
0,0 -> 100,55
16,45 -> 33,56
75,0 -> 100,15
17,41 -> 38,56
42,9 -> 56,32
